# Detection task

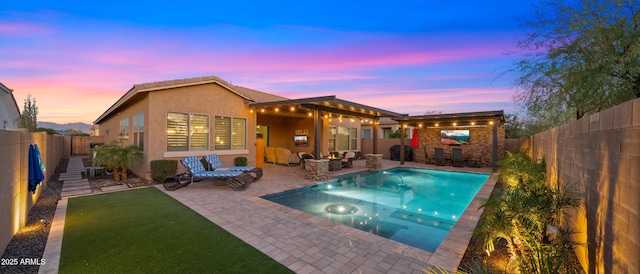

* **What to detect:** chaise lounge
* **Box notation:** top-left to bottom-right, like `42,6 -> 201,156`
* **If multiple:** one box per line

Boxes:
204,154 -> 263,182
163,156 -> 254,191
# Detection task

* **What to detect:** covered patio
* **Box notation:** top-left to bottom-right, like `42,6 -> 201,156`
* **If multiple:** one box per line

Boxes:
392,111 -> 505,168
249,95 -> 406,161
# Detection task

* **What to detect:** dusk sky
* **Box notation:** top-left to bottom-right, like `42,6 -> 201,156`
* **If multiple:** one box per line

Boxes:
1,1 -> 535,124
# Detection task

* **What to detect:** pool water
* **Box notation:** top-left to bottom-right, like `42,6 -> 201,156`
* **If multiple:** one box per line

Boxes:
261,167 -> 489,252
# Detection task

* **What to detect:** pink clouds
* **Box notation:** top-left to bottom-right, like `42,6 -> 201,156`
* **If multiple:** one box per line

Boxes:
1,17 -> 521,123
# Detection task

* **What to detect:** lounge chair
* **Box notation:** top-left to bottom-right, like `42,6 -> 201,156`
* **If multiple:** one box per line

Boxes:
451,147 -> 464,167
342,151 -> 356,168
204,154 -> 263,181
163,156 -> 253,191
434,147 -> 446,166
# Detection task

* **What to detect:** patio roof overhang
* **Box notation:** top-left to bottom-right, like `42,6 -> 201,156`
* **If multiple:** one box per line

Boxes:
247,95 -> 407,119
392,110 -> 505,127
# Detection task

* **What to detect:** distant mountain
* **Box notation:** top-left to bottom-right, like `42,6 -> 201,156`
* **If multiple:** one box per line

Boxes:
38,122 -> 92,133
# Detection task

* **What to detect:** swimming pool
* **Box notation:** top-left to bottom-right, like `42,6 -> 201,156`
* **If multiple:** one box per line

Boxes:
261,167 -> 489,252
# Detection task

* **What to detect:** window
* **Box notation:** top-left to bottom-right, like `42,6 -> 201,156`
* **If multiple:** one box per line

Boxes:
328,126 -> 337,151
215,116 -> 246,150
383,128 -> 392,138
350,128 -> 358,150
329,126 -> 358,151
362,128 -> 371,139
119,118 -> 129,139
133,113 -> 144,150
167,112 -> 209,151
337,126 -> 350,151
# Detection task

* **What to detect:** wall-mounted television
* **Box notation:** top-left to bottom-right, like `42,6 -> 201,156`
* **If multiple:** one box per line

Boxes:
441,130 -> 469,145
294,135 -> 308,147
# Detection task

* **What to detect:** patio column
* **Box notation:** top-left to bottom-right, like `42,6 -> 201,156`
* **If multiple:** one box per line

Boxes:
372,117 -> 379,154
400,123 -> 405,165
313,108 -> 321,159
492,118 -> 498,168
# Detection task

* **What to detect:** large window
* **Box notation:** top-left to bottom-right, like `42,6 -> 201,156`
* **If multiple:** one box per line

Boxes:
329,126 -> 358,151
328,126 -> 337,151
119,118 -> 129,139
133,112 -> 144,150
167,112 -> 209,151
215,116 -> 246,150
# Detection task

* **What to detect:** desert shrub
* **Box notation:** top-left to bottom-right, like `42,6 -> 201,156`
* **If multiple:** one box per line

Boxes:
150,160 -> 178,182
234,157 -> 247,166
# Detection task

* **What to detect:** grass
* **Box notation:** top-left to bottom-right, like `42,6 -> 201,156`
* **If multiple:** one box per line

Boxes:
59,187 -> 294,273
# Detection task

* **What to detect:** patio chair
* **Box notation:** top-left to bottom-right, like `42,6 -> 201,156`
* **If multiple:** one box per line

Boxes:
451,147 -> 464,167
434,147 -> 446,166
275,147 -> 300,166
342,151 -> 356,168
265,147 -> 277,164
204,154 -> 263,182
163,156 -> 253,191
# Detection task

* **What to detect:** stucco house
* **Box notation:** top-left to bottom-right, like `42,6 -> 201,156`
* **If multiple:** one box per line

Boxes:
0,82 -> 21,130
94,76 -> 405,180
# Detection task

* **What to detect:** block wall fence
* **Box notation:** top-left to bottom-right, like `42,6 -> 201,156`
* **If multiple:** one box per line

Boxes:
0,129 -> 64,255
508,98 -> 639,274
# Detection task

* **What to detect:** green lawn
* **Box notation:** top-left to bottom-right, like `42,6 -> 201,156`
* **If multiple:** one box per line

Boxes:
60,187 -> 293,273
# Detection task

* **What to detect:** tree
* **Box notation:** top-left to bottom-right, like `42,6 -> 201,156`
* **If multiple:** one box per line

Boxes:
36,128 -> 58,135
510,0 -> 640,127
19,94 -> 38,131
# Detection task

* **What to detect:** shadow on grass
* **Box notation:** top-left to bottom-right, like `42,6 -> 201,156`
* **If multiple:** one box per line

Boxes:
60,187 -> 293,273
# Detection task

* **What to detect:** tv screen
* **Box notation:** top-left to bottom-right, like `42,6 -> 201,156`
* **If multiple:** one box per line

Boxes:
441,130 -> 469,145
294,135 -> 308,146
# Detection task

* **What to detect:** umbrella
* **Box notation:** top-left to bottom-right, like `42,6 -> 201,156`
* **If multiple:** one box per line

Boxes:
411,129 -> 419,148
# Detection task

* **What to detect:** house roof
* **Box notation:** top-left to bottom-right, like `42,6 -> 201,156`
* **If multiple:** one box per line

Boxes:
0,82 -> 21,116
248,95 -> 407,119
94,76 -> 287,124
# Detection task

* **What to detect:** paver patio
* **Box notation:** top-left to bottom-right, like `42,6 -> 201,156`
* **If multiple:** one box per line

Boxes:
41,157 -> 496,274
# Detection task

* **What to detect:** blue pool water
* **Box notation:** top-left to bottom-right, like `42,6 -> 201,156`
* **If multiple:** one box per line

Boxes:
261,167 -> 489,252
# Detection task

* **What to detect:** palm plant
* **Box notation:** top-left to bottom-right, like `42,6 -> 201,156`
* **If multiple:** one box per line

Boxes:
93,141 -> 143,182
474,151 -> 583,273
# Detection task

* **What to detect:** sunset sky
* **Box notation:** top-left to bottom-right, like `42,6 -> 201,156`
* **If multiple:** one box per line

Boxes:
1,0 -> 535,124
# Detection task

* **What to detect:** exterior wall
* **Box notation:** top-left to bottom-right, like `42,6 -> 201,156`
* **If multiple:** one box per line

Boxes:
515,98 -> 639,274
97,83 -> 257,179
361,138 -> 412,159
0,129 -> 63,254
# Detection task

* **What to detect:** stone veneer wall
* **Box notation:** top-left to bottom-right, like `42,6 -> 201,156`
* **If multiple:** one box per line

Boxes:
413,124 -> 505,167
521,98 -> 639,274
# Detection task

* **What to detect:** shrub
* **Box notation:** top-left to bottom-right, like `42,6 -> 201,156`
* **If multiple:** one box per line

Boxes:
234,157 -> 247,166
150,160 -> 178,183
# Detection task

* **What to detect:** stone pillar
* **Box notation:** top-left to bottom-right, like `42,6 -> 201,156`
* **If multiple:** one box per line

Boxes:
365,154 -> 383,169
305,159 -> 329,181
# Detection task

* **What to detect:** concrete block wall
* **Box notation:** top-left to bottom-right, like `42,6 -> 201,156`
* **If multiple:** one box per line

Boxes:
0,129 -> 63,254
527,98 -> 639,274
